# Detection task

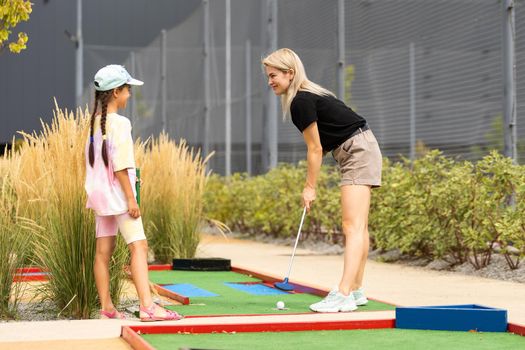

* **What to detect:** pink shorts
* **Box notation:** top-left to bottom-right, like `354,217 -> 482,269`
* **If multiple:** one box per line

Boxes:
95,213 -> 146,244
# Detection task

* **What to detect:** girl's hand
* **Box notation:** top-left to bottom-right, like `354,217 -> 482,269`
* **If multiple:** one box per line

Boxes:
128,198 -> 141,218
302,186 -> 316,213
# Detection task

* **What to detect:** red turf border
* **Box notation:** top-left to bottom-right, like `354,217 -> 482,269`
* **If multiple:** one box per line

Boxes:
508,322 -> 525,336
14,267 -> 48,282
148,264 -> 172,271
13,264 -> 171,283
13,273 -> 48,282
128,318 -> 395,335
154,284 -> 190,305
16,267 -> 44,274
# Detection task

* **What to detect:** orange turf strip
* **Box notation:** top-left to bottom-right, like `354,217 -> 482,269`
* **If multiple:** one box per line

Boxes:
121,326 -> 155,350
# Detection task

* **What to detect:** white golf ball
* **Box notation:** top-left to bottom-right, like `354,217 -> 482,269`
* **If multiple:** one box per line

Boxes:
276,301 -> 285,309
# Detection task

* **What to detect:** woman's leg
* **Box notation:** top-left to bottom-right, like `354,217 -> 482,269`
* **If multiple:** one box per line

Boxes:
355,223 -> 369,289
338,184 -> 371,296
94,236 -> 117,311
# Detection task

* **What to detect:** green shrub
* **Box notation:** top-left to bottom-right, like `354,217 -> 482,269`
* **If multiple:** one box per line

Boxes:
204,151 -> 525,270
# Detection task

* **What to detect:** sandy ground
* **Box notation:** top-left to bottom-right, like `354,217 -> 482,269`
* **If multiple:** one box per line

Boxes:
0,338 -> 131,350
0,233 -> 523,349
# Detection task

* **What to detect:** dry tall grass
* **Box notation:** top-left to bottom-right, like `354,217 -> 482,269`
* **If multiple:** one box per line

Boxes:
136,134 -> 210,263
0,174 -> 38,319
1,103 -> 210,318
4,104 -> 127,318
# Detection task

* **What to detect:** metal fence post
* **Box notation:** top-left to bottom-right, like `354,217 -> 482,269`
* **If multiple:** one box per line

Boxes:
75,0 -> 83,109
503,0 -> 517,163
264,0 -> 278,171
409,42 -> 416,161
203,0 -> 211,161
130,51 -> 136,138
245,40 -> 252,175
160,29 -> 167,133
337,0 -> 345,102
225,0 -> 232,176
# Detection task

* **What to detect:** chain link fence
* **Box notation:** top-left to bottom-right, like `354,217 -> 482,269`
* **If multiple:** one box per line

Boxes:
82,0 -> 524,175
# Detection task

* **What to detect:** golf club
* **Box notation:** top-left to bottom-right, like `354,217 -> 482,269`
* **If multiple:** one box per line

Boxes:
274,206 -> 307,291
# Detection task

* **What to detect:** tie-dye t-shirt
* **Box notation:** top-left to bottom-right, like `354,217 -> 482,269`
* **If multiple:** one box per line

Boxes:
84,113 -> 137,216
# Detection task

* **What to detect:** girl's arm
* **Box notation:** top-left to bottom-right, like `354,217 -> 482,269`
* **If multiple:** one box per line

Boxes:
302,121 -> 323,212
114,169 -> 140,218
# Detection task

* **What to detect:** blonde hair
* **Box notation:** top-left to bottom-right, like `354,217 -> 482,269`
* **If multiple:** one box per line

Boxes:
262,48 -> 335,119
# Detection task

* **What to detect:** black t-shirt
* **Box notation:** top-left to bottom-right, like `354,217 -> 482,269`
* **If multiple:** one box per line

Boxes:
290,90 -> 366,152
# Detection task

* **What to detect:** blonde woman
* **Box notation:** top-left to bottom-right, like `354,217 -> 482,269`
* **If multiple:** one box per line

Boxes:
263,48 -> 382,312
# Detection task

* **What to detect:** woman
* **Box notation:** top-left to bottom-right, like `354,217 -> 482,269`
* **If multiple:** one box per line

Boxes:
263,48 -> 382,312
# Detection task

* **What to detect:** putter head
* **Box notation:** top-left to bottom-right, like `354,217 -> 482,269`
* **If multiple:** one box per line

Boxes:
274,278 -> 294,291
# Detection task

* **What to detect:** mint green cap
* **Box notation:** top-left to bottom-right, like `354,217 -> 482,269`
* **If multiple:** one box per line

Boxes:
93,64 -> 143,91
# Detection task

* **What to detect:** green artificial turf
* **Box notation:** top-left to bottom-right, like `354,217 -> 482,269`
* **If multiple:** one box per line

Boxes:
148,270 -> 394,316
142,328 -> 525,350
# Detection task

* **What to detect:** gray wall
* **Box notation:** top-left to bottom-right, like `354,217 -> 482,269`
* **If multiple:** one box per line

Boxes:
0,0 -> 200,144
0,0 -> 75,144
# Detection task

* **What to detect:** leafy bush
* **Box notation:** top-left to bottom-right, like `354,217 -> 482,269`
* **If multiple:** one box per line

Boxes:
205,151 -> 525,270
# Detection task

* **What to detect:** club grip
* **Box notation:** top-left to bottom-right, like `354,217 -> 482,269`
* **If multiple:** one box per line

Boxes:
135,168 -> 141,205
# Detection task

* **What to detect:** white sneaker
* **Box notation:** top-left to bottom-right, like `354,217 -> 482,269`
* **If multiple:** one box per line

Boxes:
309,289 -> 357,313
352,288 -> 368,306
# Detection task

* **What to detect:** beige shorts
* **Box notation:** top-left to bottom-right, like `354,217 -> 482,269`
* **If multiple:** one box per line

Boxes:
331,129 -> 382,187
95,213 -> 147,244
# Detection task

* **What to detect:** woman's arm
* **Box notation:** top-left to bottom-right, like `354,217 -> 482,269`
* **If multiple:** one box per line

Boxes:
302,121 -> 323,212
114,169 -> 140,218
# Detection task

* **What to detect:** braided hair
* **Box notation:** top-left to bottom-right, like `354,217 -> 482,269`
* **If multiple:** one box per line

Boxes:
88,84 -> 130,167
88,90 -> 112,167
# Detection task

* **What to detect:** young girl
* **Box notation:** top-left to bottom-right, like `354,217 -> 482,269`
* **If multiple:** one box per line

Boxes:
85,64 -> 182,321
263,49 -> 382,313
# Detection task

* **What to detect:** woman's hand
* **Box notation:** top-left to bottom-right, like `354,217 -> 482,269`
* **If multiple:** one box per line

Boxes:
302,186 -> 316,212
128,198 -> 141,218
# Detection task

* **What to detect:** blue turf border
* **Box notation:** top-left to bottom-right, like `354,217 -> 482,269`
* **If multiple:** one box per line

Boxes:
396,304 -> 508,332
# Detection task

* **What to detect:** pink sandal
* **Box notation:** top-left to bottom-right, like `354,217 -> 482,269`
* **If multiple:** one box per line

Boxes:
100,309 -> 126,319
139,304 -> 183,322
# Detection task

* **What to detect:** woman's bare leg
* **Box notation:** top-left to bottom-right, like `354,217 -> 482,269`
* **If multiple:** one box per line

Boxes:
338,185 -> 371,296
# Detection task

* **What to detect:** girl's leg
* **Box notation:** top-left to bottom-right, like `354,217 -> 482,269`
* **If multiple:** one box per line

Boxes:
338,184 -> 371,296
94,236 -> 117,312
128,239 -> 154,308
128,239 -> 173,318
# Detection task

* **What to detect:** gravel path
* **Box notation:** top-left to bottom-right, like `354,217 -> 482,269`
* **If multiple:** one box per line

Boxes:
235,231 -> 525,284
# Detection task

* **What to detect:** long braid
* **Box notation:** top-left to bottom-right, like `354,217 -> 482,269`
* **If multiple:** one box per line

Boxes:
100,92 -> 110,167
88,93 -> 99,167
